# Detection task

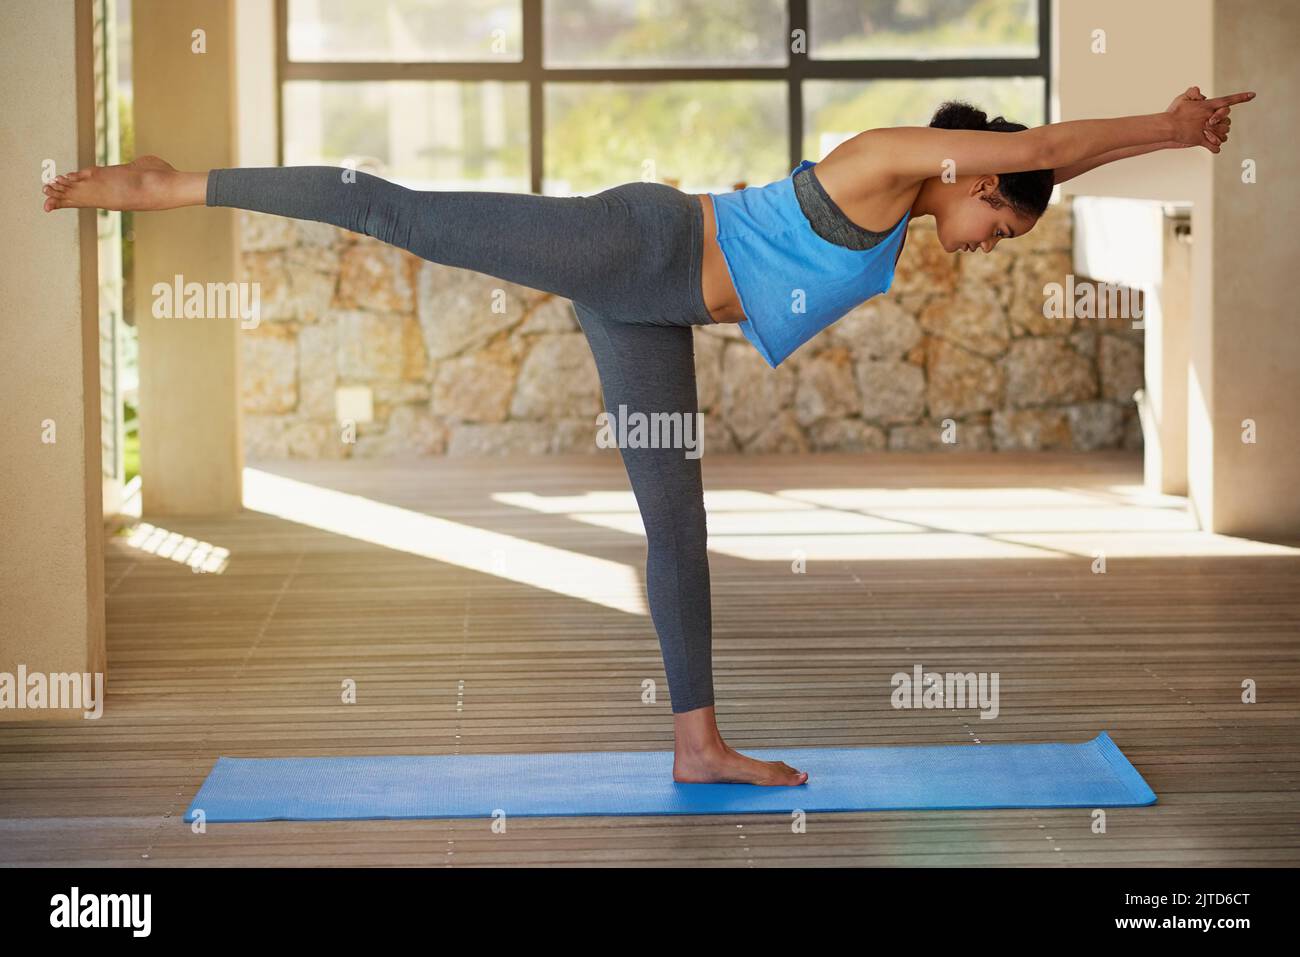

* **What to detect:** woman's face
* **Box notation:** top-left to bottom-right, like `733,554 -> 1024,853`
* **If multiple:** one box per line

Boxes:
933,175 -> 1039,254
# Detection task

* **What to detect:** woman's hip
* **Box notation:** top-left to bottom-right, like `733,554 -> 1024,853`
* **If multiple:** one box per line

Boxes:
585,182 -> 713,327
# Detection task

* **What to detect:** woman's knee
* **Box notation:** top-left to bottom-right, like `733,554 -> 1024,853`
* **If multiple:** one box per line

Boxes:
343,172 -> 411,243
644,496 -> 708,556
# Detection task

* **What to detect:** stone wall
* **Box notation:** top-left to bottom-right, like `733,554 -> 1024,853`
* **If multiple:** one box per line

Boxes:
237,202 -> 1144,459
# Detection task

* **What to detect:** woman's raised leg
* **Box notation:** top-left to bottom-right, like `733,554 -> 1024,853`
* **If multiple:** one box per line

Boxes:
210,166 -> 646,309
47,161 -> 646,311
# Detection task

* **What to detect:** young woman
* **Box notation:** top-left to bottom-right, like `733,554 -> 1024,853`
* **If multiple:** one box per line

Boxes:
45,85 -> 1251,787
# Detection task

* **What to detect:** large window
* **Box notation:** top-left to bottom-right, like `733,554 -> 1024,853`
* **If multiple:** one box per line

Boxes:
278,0 -> 1049,194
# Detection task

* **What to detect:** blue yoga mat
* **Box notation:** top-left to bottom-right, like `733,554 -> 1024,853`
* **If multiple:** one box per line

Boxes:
184,731 -> 1154,822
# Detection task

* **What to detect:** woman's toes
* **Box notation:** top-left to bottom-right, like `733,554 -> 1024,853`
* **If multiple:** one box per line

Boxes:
767,760 -> 806,783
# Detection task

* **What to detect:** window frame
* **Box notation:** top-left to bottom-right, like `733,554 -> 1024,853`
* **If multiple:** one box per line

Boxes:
275,0 -> 1053,192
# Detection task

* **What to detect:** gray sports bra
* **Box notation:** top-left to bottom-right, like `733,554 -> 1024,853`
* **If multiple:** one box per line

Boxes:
793,164 -> 892,251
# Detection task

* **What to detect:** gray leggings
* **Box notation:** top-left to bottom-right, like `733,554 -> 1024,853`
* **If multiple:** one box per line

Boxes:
207,167 -> 717,713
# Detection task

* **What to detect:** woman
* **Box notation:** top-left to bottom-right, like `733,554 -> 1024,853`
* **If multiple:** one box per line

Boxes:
45,86 -> 1251,786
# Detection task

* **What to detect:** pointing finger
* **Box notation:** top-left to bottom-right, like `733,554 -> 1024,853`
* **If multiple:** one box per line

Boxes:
1206,91 -> 1256,108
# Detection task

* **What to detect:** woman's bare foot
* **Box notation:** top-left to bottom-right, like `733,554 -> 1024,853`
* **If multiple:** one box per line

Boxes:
42,154 -> 206,213
673,706 -> 808,786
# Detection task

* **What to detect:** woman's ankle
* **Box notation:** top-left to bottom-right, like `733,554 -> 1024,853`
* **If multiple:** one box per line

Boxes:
672,705 -> 726,755
151,169 -> 208,209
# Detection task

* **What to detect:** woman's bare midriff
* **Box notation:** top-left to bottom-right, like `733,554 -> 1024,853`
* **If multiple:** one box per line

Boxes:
691,193 -> 746,324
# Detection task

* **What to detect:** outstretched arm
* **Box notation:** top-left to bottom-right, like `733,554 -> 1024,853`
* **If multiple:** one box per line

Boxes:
1053,87 -> 1237,184
857,87 -> 1254,187
1053,141 -> 1185,185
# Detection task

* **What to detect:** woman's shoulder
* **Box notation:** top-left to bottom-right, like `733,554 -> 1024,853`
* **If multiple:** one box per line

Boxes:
809,137 -> 920,235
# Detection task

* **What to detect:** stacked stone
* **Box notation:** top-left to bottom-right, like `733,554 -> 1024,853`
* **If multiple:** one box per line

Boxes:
237,201 -> 1143,459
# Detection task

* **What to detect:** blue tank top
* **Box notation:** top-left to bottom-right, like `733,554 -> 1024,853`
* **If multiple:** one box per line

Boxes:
708,158 -> 910,368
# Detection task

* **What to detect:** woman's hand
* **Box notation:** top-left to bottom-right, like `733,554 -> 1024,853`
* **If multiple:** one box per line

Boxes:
1167,87 -> 1230,149
1166,86 -> 1253,152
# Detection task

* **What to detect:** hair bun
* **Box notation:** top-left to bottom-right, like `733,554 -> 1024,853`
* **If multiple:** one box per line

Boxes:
929,101 -> 988,130
929,100 -> 1026,134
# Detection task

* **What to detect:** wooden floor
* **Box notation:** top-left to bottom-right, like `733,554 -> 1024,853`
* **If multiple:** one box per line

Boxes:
3,450 -> 1298,867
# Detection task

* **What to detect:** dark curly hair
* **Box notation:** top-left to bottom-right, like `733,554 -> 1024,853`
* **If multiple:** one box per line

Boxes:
929,100 -> 1054,218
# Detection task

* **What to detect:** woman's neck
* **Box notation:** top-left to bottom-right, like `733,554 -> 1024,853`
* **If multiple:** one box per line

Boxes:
909,177 -> 942,221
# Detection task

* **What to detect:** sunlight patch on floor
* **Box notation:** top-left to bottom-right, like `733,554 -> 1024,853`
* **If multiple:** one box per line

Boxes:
245,469 -> 648,615
120,522 -> 231,573
497,485 -> 1299,561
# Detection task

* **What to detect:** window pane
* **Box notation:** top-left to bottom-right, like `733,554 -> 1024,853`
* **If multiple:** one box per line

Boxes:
810,0 -> 1038,60
544,0 -> 788,68
804,77 -> 1043,157
287,0 -> 521,61
544,81 -> 786,195
283,81 -> 530,190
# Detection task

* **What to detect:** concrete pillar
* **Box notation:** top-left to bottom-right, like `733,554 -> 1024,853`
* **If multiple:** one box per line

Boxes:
234,0 -> 277,167
1148,211 -> 1192,496
132,0 -> 242,515
1068,195 -> 1191,497
0,0 -> 106,720
1200,0 -> 1300,536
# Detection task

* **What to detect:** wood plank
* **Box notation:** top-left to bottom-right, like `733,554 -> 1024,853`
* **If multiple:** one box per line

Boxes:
2,451 -> 1298,866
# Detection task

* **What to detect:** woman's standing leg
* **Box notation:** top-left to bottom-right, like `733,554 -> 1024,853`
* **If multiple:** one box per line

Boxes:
574,302 -> 806,785
573,307 -> 715,712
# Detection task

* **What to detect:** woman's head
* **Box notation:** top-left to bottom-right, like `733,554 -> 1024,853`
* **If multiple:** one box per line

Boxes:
925,100 -> 1054,254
